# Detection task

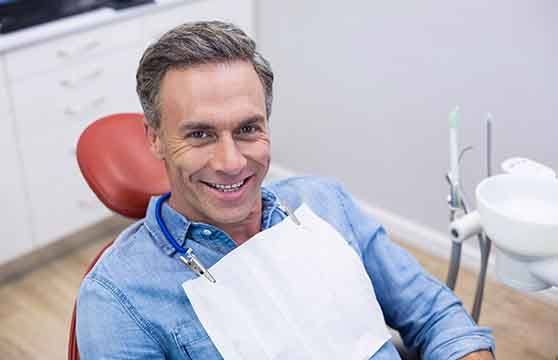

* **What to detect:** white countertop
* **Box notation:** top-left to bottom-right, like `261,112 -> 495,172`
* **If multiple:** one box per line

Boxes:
0,0 -> 188,54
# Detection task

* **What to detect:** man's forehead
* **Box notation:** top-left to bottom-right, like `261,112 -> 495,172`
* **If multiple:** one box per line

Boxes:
160,61 -> 262,97
159,61 -> 266,130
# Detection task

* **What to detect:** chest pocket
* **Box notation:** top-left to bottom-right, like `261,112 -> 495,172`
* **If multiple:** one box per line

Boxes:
173,319 -> 223,360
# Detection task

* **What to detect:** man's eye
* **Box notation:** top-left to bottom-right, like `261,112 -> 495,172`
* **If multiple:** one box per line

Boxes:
188,131 -> 210,139
239,125 -> 258,134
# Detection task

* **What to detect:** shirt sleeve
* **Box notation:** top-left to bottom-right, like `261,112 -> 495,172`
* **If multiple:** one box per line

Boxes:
76,275 -> 173,360
334,183 -> 495,360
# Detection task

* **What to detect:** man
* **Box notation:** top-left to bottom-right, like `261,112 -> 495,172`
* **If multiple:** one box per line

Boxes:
77,21 -> 495,359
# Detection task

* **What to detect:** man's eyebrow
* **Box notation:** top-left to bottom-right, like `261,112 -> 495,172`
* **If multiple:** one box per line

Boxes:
237,115 -> 266,128
178,121 -> 216,132
178,115 -> 266,132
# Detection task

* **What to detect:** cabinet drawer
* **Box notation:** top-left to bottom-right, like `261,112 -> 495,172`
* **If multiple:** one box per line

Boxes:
19,125 -> 110,246
11,47 -> 141,139
142,0 -> 254,43
13,47 -> 143,245
5,19 -> 142,81
12,47 -> 143,246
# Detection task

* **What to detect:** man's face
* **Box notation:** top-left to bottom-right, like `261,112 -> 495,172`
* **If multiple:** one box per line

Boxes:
149,61 -> 270,227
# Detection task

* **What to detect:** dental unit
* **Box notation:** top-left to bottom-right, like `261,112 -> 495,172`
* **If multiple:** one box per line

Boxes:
444,108 -> 557,323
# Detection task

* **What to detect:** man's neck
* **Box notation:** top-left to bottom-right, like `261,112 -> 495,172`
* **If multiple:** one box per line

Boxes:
219,198 -> 263,245
220,215 -> 261,245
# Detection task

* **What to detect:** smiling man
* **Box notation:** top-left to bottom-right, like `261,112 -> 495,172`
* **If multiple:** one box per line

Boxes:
149,59 -> 270,245
76,21 -> 495,359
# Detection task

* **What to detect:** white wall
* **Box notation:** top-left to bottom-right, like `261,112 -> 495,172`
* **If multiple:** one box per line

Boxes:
258,0 -> 557,236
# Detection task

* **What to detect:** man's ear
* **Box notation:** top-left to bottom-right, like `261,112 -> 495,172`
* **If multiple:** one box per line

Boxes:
146,124 -> 165,160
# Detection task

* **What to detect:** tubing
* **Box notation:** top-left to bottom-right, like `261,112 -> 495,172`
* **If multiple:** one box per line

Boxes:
446,241 -> 462,291
471,234 -> 491,322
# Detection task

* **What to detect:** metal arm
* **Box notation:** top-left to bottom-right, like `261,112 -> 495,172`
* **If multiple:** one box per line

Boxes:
445,114 -> 493,323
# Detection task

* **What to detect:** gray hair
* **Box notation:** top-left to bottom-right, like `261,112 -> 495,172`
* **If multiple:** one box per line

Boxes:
136,20 -> 274,129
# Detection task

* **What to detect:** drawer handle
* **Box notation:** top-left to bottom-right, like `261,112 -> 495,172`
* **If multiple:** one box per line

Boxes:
60,68 -> 103,88
56,40 -> 101,59
64,96 -> 106,116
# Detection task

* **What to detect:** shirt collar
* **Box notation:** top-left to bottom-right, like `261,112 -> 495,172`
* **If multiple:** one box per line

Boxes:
144,186 -> 285,257
260,186 -> 283,229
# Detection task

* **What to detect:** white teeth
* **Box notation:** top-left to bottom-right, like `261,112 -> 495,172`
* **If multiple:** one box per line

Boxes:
207,180 -> 246,192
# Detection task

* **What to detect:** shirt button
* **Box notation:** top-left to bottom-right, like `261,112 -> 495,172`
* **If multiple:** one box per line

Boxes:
202,229 -> 212,236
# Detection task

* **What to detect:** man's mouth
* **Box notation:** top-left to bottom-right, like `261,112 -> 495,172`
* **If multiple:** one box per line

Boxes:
202,177 -> 250,193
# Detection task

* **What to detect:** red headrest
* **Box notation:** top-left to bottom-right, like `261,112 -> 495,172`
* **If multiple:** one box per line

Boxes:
76,113 -> 170,219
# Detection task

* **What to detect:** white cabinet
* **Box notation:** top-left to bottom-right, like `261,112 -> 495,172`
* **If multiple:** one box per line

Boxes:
0,56 -> 34,263
12,45 -> 141,139
5,19 -> 143,82
8,21 -> 142,246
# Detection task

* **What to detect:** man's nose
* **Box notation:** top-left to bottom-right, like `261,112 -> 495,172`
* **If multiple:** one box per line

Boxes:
211,135 -> 247,175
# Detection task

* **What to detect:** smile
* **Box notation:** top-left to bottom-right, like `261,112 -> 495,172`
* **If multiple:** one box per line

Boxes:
203,178 -> 249,192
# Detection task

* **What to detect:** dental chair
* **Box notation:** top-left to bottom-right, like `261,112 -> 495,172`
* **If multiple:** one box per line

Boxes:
68,113 -> 417,360
68,113 -> 169,360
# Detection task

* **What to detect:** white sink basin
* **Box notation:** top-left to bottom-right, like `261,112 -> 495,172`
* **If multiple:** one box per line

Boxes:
476,174 -> 558,257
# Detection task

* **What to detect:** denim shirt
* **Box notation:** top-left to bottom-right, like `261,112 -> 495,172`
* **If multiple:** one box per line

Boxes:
77,176 -> 495,359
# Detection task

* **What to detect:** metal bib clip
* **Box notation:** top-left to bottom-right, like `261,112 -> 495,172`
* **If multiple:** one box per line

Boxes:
180,248 -> 216,283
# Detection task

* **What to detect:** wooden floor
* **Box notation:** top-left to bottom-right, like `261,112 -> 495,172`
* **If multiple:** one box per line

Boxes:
0,222 -> 557,359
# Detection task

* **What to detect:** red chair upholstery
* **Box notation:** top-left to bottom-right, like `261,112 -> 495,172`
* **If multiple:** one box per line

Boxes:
76,113 -> 169,218
68,113 -> 169,360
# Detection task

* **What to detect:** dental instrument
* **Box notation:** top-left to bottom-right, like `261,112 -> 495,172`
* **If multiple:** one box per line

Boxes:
448,106 -> 461,209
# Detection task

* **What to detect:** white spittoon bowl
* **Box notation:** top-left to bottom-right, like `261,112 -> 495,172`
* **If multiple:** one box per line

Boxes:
476,174 -> 558,258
